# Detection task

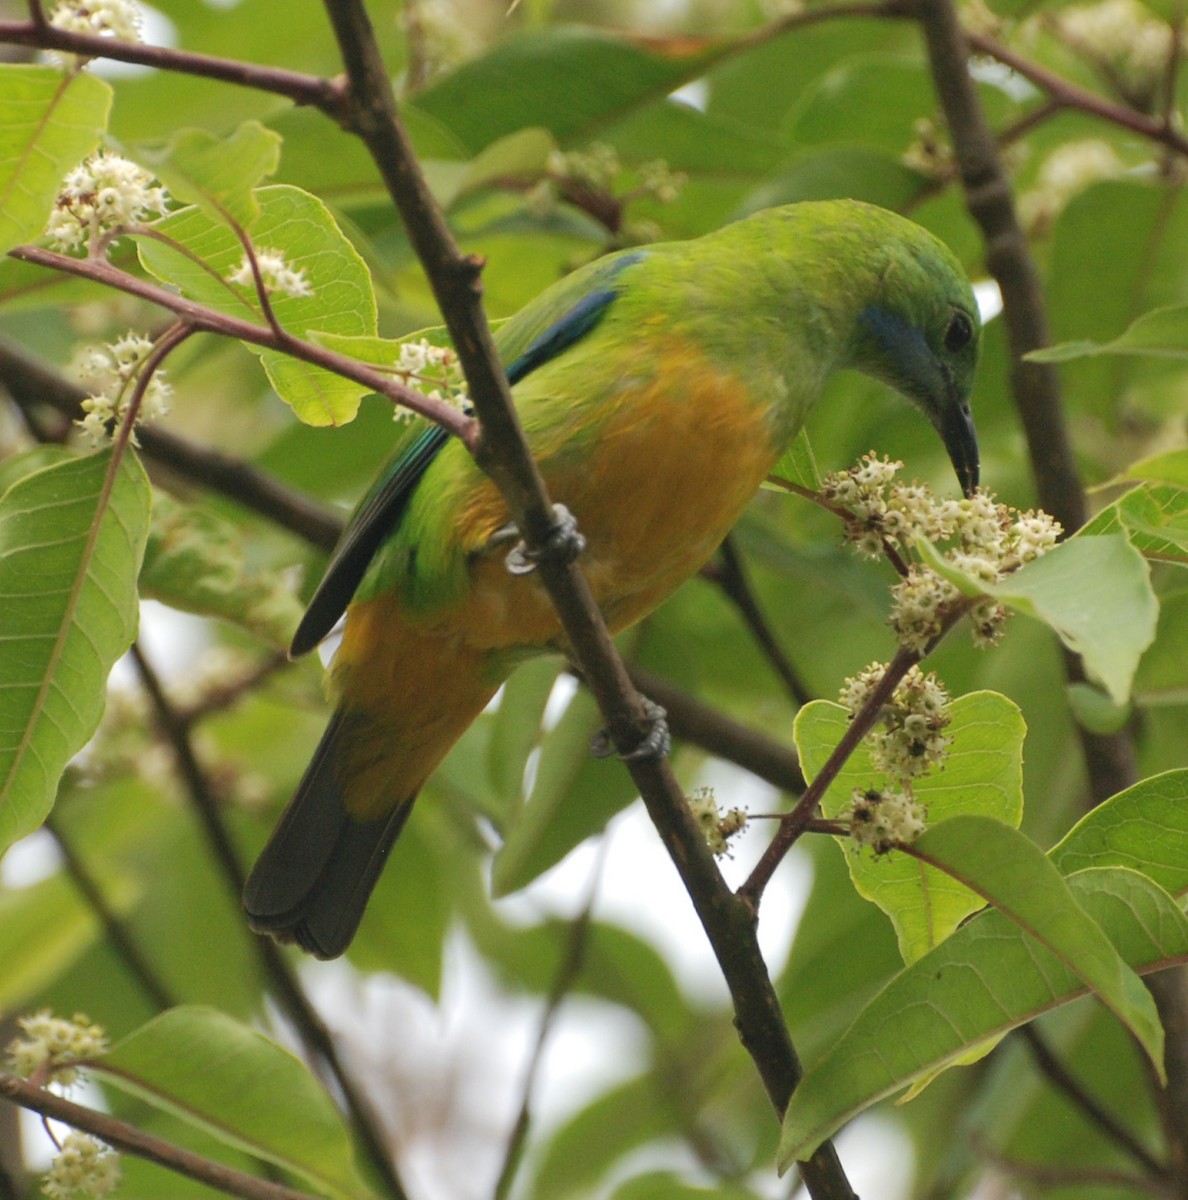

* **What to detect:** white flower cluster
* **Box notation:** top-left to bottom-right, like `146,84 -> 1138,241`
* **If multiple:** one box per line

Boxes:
1018,140 -> 1127,233
7,1012 -> 108,1086
822,453 -> 1062,651
399,0 -> 478,85
42,1132 -> 120,1200
688,786 -> 748,857
49,0 -> 142,42
391,338 -> 470,421
840,662 -> 952,782
846,787 -> 928,854
46,151 -> 169,253
902,117 -> 957,181
73,332 -> 171,446
227,248 -> 314,300
1055,0 -> 1175,99
525,144 -> 686,219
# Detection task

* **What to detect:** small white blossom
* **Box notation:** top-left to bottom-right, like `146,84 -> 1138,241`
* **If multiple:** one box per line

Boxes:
7,1012 -> 107,1086
1019,140 -> 1128,232
227,249 -> 314,299
72,332 -> 170,446
42,1132 -> 120,1200
46,151 -> 168,253
391,338 -> 470,422
636,159 -> 687,204
688,787 -> 748,857
847,787 -> 928,854
889,565 -> 961,652
824,455 -> 1061,650
48,0 -> 141,68
1056,0 -> 1175,100
840,664 -> 952,785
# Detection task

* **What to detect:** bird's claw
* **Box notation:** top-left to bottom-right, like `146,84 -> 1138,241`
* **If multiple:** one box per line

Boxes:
590,698 -> 671,762
500,503 -> 587,576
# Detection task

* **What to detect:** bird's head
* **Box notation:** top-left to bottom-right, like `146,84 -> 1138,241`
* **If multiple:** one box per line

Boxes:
847,223 -> 982,497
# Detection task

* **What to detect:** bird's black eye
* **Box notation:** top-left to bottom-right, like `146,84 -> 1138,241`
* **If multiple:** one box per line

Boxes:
944,311 -> 974,354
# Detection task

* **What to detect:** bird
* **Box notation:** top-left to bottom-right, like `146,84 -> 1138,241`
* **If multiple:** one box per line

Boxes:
242,199 -> 981,958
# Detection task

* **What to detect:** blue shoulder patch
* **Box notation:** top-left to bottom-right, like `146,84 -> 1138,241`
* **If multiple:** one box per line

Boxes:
505,251 -> 646,384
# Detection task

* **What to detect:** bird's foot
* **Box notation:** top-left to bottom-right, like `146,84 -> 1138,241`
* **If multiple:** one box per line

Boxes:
591,698 -> 671,763
498,503 -> 587,576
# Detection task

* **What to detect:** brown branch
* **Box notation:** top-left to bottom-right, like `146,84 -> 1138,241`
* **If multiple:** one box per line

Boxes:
7,244 -> 477,447
321,4 -> 856,1196
626,665 -> 806,795
968,31 -> 1188,159
0,1072 -> 320,1200
707,536 -> 813,709
740,644 -> 921,905
914,0 -> 1188,1180
914,0 -> 1138,802
0,18 -> 342,112
127,643 -> 408,1200
1019,1025 -> 1168,1179
44,815 -> 176,1013
0,329 -> 354,554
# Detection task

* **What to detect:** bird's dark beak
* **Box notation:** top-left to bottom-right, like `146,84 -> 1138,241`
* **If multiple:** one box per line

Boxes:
941,400 -> 980,497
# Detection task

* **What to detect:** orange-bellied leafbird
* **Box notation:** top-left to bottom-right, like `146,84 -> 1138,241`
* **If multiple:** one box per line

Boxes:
243,200 -> 981,958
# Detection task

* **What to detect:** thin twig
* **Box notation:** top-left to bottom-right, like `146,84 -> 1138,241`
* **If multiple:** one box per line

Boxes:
1019,1025 -> 1169,1179
0,1072 -> 320,1200
739,644 -> 921,905
625,665 -> 806,795
0,17 -> 342,112
968,31 -> 1188,158
7,244 -> 477,446
321,4 -> 857,1196
709,536 -> 813,709
127,643 -> 409,1200
43,815 -> 177,1013
493,846 -> 604,1200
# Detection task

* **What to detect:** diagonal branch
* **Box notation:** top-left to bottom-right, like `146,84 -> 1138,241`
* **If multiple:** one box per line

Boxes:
0,1071 -> 320,1200
321,3 -> 856,1196
0,337 -> 343,551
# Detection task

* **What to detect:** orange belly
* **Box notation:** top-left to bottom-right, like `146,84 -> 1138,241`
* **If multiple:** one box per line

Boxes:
331,340 -> 779,816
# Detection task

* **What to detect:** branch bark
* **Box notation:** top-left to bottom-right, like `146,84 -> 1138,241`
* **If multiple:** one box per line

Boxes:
0,1073 -> 320,1200
320,3 -> 857,1195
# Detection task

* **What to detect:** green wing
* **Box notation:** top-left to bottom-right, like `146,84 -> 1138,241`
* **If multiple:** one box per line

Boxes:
289,249 -> 649,656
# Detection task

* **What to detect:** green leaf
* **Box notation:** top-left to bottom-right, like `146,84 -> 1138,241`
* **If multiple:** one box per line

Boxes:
1066,681 -> 1131,734
765,429 -> 821,492
778,867 -> 1188,1167
908,815 -> 1163,1073
1124,448 -> 1188,487
1081,482 -> 1188,565
137,185 -> 378,426
989,535 -> 1159,704
0,65 -> 112,253
0,449 -> 151,855
1029,303 -> 1188,363
414,28 -> 720,153
795,692 -> 1025,962
140,120 -> 282,227
139,493 -> 304,647
1051,768 -> 1188,895
491,685 -> 638,895
459,127 -> 558,195
97,1006 -> 376,1200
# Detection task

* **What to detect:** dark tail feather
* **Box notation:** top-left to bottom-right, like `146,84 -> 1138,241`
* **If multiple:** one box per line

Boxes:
243,710 -> 414,959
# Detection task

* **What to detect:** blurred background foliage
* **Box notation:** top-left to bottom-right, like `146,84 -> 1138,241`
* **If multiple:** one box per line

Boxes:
1,0 -> 1186,1197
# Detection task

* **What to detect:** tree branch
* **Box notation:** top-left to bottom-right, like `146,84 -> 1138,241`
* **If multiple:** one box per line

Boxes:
320,3 -> 856,1195
128,643 -> 408,1200
0,17 -> 342,112
0,1072 -> 320,1200
0,338 -> 344,552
